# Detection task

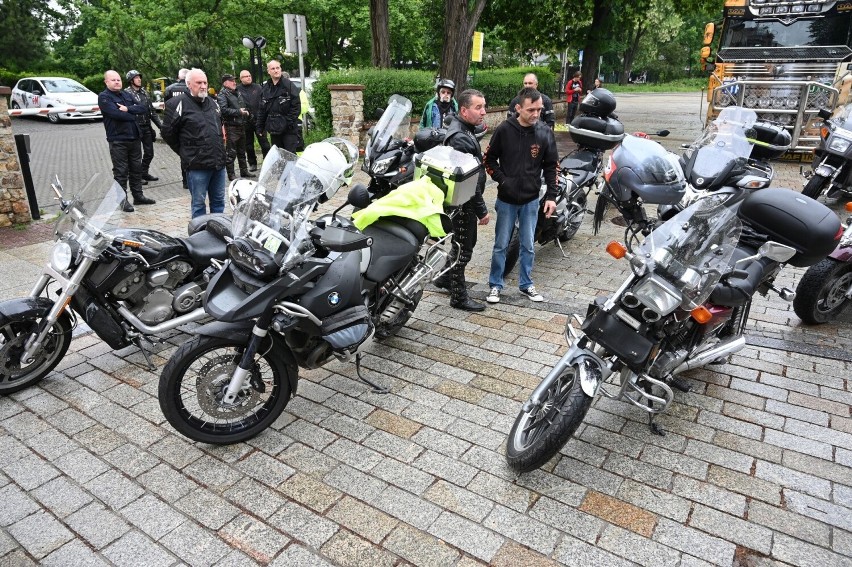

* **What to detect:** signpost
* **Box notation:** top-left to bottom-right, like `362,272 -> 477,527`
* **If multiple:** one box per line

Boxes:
284,13 -> 309,138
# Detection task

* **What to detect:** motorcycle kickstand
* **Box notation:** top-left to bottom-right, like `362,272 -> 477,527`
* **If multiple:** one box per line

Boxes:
554,238 -> 570,258
132,336 -> 158,371
355,353 -> 389,395
643,381 -> 666,436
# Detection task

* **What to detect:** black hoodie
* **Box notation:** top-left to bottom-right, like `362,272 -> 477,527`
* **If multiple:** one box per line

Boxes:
484,115 -> 557,205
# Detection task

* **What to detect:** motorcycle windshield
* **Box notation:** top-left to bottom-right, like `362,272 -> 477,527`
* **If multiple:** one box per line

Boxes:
687,106 -> 757,179
231,146 -> 332,271
639,194 -> 742,309
366,95 -> 413,158
54,180 -> 126,256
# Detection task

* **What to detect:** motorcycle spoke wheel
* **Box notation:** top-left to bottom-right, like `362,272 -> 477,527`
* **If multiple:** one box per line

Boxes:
0,317 -> 72,394
793,259 -> 852,324
559,195 -> 587,242
159,335 -> 292,444
506,364 -> 593,472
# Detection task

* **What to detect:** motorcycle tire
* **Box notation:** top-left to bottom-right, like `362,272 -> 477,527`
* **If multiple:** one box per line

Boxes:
802,174 -> 828,200
158,334 -> 294,444
558,193 -> 587,242
506,362 -> 593,472
793,258 -> 852,324
503,228 -> 521,277
0,304 -> 73,394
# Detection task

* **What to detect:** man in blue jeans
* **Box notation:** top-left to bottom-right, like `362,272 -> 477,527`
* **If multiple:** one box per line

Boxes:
161,68 -> 227,218
483,87 -> 558,303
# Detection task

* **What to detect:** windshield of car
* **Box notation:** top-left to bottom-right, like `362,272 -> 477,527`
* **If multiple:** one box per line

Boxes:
41,79 -> 91,94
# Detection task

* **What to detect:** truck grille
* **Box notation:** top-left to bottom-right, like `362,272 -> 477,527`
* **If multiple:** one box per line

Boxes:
717,46 -> 852,63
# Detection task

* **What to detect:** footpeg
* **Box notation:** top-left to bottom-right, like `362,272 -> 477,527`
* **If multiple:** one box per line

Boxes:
669,376 -> 692,392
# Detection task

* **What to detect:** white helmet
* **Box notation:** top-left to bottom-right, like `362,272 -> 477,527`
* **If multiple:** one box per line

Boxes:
296,138 -> 358,202
228,178 -> 258,211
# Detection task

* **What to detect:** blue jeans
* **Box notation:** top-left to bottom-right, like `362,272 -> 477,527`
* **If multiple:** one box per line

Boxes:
489,198 -> 538,291
187,168 -> 226,218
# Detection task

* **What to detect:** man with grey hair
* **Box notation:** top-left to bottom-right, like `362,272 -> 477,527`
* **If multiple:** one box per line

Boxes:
161,68 -> 227,218
165,68 -> 190,101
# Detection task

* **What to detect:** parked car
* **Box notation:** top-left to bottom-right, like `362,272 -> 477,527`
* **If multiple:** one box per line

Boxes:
11,77 -> 102,123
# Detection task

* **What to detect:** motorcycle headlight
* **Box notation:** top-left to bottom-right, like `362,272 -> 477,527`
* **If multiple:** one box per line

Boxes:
632,274 -> 682,316
828,136 -> 852,153
50,241 -> 74,272
372,157 -> 395,175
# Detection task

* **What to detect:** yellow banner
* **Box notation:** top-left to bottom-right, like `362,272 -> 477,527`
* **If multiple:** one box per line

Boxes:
471,32 -> 484,63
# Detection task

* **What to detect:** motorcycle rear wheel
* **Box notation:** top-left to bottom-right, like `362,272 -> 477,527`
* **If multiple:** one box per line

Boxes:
793,258 -> 852,324
802,174 -> 828,200
506,363 -> 593,472
159,335 -> 294,444
0,314 -> 72,394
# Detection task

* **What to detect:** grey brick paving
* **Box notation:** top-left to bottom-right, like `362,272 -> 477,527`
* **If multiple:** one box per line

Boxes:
3,95 -> 852,566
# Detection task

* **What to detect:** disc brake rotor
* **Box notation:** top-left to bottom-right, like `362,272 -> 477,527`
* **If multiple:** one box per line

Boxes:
194,355 -> 263,417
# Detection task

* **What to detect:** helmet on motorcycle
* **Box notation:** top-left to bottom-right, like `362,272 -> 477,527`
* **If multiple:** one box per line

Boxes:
436,78 -> 455,94
579,88 -> 616,117
604,135 -> 685,205
228,178 -> 258,211
296,138 -> 358,203
126,70 -> 142,82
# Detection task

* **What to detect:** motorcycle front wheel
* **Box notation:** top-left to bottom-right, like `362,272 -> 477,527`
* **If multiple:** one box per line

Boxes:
506,363 -> 593,472
793,258 -> 852,324
0,312 -> 73,394
159,335 -> 294,444
802,174 -> 828,200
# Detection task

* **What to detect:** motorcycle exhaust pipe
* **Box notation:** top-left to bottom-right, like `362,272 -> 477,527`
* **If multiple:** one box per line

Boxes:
671,336 -> 746,375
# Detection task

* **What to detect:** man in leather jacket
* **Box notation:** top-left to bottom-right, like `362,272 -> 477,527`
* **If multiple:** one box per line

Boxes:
98,70 -> 156,212
164,68 -> 189,101
217,74 -> 254,181
236,69 -> 270,168
161,68 -> 227,218
256,60 -> 301,153
433,89 -> 490,311
124,70 -> 163,183
508,73 -> 555,129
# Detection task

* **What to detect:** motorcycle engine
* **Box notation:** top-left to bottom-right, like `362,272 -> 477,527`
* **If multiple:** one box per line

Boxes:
111,260 -> 201,324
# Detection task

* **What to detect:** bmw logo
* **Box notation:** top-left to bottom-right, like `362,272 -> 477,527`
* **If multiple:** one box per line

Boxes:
327,292 -> 340,306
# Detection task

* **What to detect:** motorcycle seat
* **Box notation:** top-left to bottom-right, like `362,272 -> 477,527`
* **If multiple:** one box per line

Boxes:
708,246 -> 773,307
181,230 -> 230,265
361,217 -> 424,282
187,214 -> 233,241
560,150 -> 600,187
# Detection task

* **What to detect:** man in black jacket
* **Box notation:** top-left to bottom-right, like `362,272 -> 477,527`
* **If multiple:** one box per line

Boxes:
125,69 -> 163,183
161,68 -> 227,219
164,68 -> 189,101
484,87 -> 557,304
237,69 -> 270,168
434,89 -> 490,312
98,69 -> 156,212
507,74 -> 555,129
256,60 -> 301,152
217,74 -> 254,181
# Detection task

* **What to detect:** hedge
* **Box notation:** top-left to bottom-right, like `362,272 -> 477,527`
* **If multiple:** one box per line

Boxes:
311,66 -> 559,132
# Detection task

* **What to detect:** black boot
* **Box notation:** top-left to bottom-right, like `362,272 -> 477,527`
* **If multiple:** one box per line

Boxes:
134,195 -> 156,205
240,170 -> 256,178
449,269 -> 484,312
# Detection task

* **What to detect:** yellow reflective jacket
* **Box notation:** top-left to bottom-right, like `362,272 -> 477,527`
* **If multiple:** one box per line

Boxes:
351,177 -> 447,237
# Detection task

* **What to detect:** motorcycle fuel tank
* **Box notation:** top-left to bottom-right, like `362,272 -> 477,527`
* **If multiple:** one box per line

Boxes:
112,228 -> 186,264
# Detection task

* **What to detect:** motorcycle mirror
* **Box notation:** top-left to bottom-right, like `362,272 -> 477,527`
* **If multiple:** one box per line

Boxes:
758,241 -> 797,263
817,108 -> 832,120
373,107 -> 385,120
657,130 -> 670,137
346,183 -> 373,210
443,115 -> 453,127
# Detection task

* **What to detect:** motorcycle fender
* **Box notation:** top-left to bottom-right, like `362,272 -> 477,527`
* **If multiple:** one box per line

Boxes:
523,343 -> 610,412
829,246 -> 852,262
815,163 -> 836,178
193,320 -> 300,398
0,296 -> 61,324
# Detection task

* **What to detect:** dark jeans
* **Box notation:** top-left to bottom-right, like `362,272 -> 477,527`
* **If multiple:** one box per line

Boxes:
269,131 -> 302,153
244,123 -> 270,163
224,124 -> 248,178
108,139 -> 143,199
566,101 -> 579,125
140,125 -> 155,175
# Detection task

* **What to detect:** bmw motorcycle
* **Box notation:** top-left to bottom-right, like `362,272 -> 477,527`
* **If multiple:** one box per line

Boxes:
802,104 -> 852,201
794,201 -> 852,324
157,140 -> 470,444
0,177 -> 228,394
506,185 -> 841,472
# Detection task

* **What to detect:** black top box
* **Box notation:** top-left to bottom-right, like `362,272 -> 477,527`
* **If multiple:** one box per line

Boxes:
569,116 -> 625,151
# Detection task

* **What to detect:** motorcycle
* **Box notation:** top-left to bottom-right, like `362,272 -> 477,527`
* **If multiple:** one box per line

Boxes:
503,88 -> 627,276
0,177 -> 229,394
794,201 -> 852,323
362,94 -> 485,200
506,178 -> 841,471
801,103 -> 852,201
157,140 -> 477,444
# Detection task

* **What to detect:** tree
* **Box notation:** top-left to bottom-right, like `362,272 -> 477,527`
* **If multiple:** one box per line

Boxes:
439,0 -> 487,90
0,0 -> 53,70
370,0 -> 391,68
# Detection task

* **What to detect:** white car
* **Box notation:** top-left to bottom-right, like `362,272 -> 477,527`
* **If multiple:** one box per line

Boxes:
11,77 -> 102,123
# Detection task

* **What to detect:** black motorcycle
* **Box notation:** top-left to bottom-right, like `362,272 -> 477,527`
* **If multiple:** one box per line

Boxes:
802,104 -> 852,201
157,141 -> 476,444
507,187 -> 841,472
0,177 -> 228,393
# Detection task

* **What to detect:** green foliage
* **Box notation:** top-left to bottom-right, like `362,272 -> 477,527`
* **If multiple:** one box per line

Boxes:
469,67 -> 558,107
0,0 -> 50,71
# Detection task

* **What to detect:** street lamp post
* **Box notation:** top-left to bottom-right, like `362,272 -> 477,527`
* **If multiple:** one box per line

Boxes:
241,36 -> 267,84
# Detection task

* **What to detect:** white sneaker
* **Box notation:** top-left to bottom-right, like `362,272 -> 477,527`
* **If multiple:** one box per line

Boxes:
520,286 -> 544,302
486,287 -> 501,303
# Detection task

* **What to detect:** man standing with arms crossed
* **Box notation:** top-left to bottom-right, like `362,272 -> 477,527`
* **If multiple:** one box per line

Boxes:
124,69 -> 163,183
434,89 -> 491,312
237,69 -> 270,168
256,60 -> 301,153
484,87 -> 557,304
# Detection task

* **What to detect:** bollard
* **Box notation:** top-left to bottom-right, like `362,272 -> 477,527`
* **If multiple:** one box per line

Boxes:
14,133 -> 39,220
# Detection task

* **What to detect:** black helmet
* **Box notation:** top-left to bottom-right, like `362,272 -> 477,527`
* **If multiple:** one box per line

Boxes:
436,78 -> 455,93
580,88 -> 616,117
126,70 -> 141,82
605,135 -> 685,205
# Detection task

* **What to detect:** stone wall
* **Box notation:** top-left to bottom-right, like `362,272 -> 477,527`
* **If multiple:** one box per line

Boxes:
0,87 -> 31,227
328,85 -> 364,148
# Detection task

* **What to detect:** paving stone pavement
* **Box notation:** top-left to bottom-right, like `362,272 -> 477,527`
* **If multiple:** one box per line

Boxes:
1,94 -> 851,566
